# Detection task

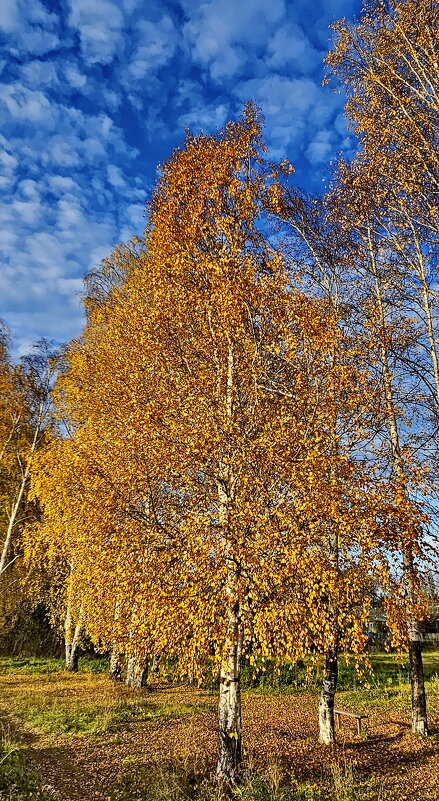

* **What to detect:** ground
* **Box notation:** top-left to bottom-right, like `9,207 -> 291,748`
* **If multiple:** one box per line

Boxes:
0,655 -> 438,801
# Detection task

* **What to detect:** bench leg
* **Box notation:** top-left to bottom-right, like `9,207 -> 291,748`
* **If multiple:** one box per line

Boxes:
357,718 -> 361,736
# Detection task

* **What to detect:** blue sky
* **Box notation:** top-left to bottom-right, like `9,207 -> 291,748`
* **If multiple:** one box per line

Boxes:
0,0 -> 362,357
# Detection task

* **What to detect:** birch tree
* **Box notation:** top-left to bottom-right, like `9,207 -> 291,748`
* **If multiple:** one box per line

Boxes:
274,183 -> 433,742
0,339 -> 57,581
325,0 -> 438,736
327,165 -> 435,736
40,106 -> 351,774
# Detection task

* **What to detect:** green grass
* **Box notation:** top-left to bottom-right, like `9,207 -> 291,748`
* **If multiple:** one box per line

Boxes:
111,760 -> 385,801
370,649 -> 439,679
0,656 -> 207,738
0,655 -> 109,674
0,728 -> 49,800
240,651 -> 439,695
0,657 -> 65,675
2,651 -> 437,691
18,697 -> 205,737
1,652 -> 438,735
22,703 -> 113,735
342,670 -> 439,712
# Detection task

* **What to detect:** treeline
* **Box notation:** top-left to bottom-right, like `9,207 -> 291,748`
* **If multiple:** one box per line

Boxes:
0,0 -> 438,782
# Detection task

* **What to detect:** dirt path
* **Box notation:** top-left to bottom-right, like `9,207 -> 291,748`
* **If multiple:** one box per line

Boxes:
1,672 -> 438,801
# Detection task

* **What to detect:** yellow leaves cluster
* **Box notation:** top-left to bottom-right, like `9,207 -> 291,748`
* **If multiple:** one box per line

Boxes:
25,103 -> 431,680
326,0 -> 438,205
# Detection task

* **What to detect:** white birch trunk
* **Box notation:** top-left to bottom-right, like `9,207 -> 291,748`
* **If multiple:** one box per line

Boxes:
318,318 -> 340,746
64,560 -> 83,672
217,608 -> 243,779
318,643 -> 338,745
109,600 -> 123,680
368,229 -> 429,735
65,604 -> 82,672
419,274 -> 439,409
216,342 -> 243,781
0,400 -> 44,578
0,475 -> 27,577
150,654 -> 160,678
318,532 -> 339,745
126,655 -> 149,688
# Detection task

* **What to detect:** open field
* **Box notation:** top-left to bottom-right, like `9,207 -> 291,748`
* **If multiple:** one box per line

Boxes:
0,654 -> 438,801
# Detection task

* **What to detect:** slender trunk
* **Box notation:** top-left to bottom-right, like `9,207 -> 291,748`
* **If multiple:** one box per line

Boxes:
109,645 -> 123,681
318,530 -> 339,744
126,655 -> 149,688
0,401 -> 44,578
408,637 -> 429,735
318,643 -> 338,745
0,474 -> 27,577
367,229 -> 428,735
216,341 -> 243,782
109,600 -> 123,680
65,617 -> 82,672
405,553 -> 429,735
64,563 -> 82,672
318,315 -> 339,747
420,275 -> 439,408
217,606 -> 243,781
410,224 -> 439,410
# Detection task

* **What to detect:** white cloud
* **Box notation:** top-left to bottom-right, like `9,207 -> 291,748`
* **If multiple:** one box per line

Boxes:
12,199 -> 43,226
235,73 -> 343,167
0,69 -> 142,358
107,165 -> 127,189
266,23 -> 321,73
236,74 -> 320,117
0,147 -> 17,172
124,202 -> 145,228
1,84 -> 58,126
27,2 -> 59,27
57,277 -> 84,296
178,102 -> 229,134
334,111 -> 348,136
18,179 -> 40,199
128,15 -> 178,79
182,0 -> 285,80
2,0 -> 60,56
68,0 -> 125,65
0,0 -> 355,360
48,175 -> 79,193
16,27 -> 60,57
0,0 -> 19,33
305,129 -> 334,165
63,64 -> 88,89
21,60 -> 59,89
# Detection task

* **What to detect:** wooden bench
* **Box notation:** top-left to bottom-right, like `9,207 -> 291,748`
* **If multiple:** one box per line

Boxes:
334,708 -> 368,735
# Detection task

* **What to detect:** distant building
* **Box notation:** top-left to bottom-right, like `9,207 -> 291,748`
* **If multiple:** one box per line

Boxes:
368,604 -> 439,646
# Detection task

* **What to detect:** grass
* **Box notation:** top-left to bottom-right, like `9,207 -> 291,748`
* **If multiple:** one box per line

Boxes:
342,670 -> 439,712
1,651 -> 438,735
0,657 -> 66,675
0,653 -> 438,800
0,726 -> 49,800
0,744 -> 385,801
0,656 -> 108,675
0,656 -> 208,739
111,759 -> 386,801
3,651 -> 437,692
241,651 -> 439,695
20,698 -> 204,736
6,683 -> 206,738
